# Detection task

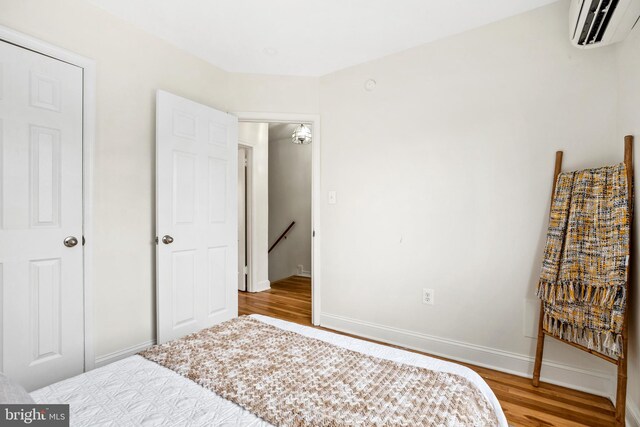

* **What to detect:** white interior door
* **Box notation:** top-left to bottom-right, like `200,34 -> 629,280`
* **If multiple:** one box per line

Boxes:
238,147 -> 247,291
0,40 -> 84,390
156,91 -> 238,344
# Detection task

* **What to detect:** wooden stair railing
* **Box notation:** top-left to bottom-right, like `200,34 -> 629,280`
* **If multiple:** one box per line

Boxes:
269,221 -> 295,253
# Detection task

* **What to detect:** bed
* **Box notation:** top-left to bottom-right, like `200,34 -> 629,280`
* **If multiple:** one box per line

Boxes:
31,315 -> 508,426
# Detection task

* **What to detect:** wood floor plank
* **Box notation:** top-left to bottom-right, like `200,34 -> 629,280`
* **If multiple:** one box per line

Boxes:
238,276 -> 616,426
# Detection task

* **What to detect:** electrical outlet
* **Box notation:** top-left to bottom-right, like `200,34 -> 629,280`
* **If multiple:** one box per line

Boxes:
422,288 -> 435,305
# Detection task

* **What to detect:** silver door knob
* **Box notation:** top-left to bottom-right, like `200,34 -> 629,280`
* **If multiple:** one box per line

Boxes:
64,236 -> 78,247
161,235 -> 174,244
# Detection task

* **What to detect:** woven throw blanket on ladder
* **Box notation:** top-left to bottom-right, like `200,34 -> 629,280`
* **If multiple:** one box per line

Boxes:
537,162 -> 630,359
140,316 -> 499,426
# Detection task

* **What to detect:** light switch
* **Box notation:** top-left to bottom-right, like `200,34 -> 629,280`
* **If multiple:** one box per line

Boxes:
328,191 -> 337,204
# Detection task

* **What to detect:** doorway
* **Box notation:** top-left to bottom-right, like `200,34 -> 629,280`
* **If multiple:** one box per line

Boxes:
235,114 -> 321,326
267,123 -> 312,283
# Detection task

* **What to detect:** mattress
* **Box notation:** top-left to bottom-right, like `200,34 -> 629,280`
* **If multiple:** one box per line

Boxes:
31,315 -> 508,426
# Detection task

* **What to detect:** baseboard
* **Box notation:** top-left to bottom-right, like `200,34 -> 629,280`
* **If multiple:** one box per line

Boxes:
94,339 -> 156,368
251,279 -> 271,292
296,265 -> 311,277
320,312 -> 614,399
628,399 -> 640,427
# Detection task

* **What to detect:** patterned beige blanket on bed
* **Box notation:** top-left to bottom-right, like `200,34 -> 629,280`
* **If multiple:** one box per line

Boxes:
140,316 -> 497,426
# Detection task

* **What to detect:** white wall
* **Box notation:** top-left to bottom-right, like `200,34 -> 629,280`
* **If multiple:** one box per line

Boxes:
227,73 -> 319,115
238,122 -> 271,292
318,0 -> 623,396
0,0 -> 319,361
616,25 -> 640,425
268,123 -> 312,281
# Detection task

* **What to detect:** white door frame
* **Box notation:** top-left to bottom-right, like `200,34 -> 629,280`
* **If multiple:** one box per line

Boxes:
234,112 -> 321,326
238,143 -> 253,292
0,26 -> 97,371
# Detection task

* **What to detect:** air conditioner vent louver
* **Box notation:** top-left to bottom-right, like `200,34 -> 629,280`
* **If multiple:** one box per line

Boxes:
577,0 -> 620,45
570,0 -> 640,48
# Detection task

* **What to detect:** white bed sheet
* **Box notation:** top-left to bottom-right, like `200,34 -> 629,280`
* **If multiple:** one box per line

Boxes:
32,315 -> 508,426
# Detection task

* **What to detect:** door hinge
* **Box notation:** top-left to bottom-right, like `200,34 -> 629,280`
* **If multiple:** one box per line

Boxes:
243,265 -> 248,274
313,230 -> 315,237
244,158 -> 248,167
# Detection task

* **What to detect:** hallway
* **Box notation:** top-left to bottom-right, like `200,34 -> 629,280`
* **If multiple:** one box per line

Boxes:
238,275 -> 311,326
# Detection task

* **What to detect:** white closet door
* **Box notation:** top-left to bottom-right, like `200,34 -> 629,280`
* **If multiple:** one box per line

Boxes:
0,40 -> 84,391
156,91 -> 238,344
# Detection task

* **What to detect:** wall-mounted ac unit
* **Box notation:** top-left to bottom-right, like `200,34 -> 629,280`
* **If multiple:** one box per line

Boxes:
570,0 -> 640,48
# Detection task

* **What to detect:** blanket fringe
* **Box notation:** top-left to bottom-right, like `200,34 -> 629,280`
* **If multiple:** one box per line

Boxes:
536,280 -> 627,309
542,311 -> 623,359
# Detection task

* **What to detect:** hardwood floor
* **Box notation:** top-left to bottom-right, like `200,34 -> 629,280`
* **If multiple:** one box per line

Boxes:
238,276 -> 616,426
238,275 -> 312,326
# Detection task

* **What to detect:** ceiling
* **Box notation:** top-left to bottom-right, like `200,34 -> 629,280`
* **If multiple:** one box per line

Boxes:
86,0 -> 559,77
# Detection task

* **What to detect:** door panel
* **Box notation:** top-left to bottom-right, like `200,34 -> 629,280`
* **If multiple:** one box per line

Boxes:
0,40 -> 84,391
156,91 -> 238,344
209,157 -> 227,223
173,152 -> 197,224
30,258 -> 62,364
30,126 -> 61,227
171,250 -> 197,328
208,246 -> 227,314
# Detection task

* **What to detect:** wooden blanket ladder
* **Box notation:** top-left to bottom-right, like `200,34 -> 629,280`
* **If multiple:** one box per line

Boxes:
532,135 -> 634,426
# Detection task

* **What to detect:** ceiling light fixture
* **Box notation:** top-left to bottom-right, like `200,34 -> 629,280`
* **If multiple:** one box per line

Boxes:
291,124 -> 312,145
